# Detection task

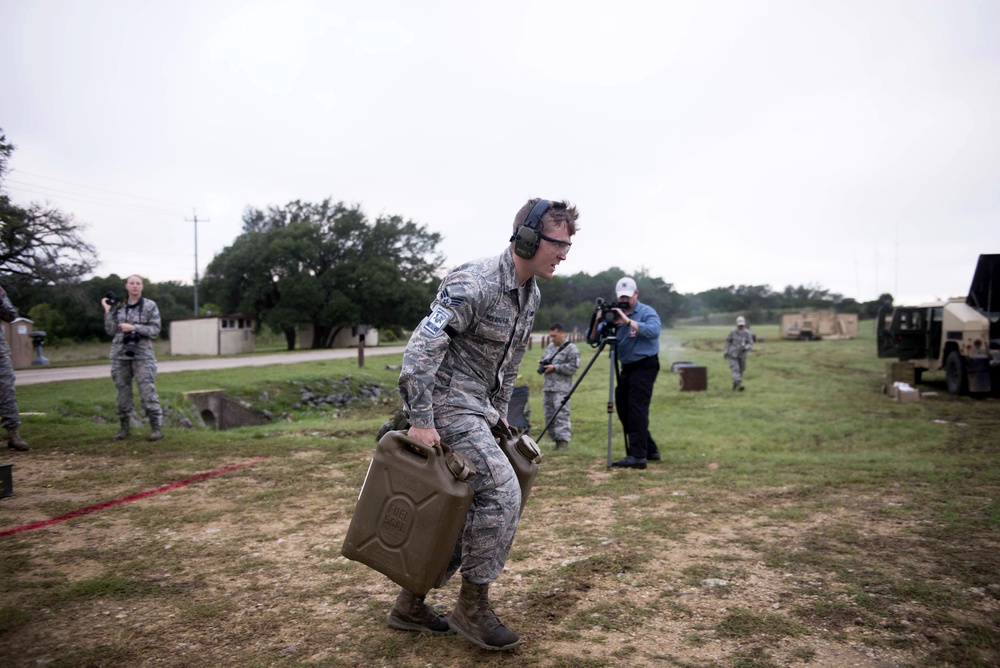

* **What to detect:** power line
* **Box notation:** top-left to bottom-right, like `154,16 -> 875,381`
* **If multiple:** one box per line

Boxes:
5,181 -> 185,216
5,186 -> 186,217
3,183 -> 185,217
10,169 -> 183,208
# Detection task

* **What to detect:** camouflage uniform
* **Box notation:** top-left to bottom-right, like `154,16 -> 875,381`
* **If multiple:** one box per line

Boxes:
399,248 -> 539,584
724,326 -> 754,386
105,297 -> 162,422
0,290 -> 22,430
541,340 -> 580,443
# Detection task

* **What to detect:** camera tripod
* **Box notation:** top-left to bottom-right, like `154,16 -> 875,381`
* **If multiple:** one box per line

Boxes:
538,333 -> 628,468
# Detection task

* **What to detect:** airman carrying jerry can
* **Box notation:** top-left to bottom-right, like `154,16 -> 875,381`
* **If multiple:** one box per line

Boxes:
490,423 -> 541,516
341,430 -> 475,595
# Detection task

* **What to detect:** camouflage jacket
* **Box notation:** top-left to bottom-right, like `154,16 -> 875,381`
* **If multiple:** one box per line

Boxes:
399,248 -> 540,429
724,327 -> 754,358
541,341 -> 580,393
0,290 -> 17,357
104,297 -> 161,361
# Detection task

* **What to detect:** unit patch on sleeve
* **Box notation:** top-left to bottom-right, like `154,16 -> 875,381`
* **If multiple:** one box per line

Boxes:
422,305 -> 453,337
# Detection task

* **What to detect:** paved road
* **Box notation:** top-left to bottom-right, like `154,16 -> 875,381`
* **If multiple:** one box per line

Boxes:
14,346 -> 409,386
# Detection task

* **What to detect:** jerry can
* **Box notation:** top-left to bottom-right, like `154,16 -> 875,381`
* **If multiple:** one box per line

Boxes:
341,430 -> 475,595
491,423 -> 541,516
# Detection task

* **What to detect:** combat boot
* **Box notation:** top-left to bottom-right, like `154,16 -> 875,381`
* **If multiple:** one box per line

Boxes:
554,440 -> 569,451
449,579 -> 520,651
6,428 -> 29,451
147,417 -> 163,442
387,588 -> 452,634
112,419 -> 130,441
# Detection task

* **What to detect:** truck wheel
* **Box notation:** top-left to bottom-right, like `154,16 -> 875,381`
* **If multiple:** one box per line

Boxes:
946,351 -> 968,395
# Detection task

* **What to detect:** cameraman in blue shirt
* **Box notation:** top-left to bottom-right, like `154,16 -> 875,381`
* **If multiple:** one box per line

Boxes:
588,276 -> 662,469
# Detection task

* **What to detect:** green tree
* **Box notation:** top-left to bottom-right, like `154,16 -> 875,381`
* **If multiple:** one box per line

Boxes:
151,280 -> 195,328
860,293 -> 893,319
202,199 -> 443,349
0,128 -> 98,292
26,302 -> 67,342
536,267 -> 684,333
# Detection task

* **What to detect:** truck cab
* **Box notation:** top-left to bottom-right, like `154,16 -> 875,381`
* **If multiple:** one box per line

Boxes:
877,254 -> 1000,395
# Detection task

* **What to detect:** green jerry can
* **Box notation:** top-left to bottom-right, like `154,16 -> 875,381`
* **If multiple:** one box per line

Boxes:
341,430 -> 475,595
490,423 -> 541,516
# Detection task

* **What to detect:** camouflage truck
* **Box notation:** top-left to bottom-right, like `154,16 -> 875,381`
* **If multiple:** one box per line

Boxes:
876,254 -> 1000,395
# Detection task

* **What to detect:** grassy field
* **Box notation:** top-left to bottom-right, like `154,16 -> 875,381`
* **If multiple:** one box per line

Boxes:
1,322 -> 998,667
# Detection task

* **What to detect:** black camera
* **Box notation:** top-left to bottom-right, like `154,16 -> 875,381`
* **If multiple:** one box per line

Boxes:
595,298 -> 629,324
537,357 -> 552,374
123,331 -> 140,357
105,290 -> 121,306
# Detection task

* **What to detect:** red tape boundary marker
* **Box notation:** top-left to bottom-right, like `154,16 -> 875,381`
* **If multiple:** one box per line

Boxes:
0,456 -> 269,538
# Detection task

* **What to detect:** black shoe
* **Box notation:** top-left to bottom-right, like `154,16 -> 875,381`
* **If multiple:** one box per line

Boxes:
738,384 -> 745,391
647,452 -> 661,461
611,456 -> 647,469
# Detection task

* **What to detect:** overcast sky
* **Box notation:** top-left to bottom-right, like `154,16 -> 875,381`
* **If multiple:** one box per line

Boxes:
2,0 -> 998,306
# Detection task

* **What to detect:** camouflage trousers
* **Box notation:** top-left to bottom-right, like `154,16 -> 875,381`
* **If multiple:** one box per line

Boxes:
728,354 -> 747,383
542,390 -> 572,443
436,413 -> 521,585
111,359 -> 162,421
0,353 -> 20,430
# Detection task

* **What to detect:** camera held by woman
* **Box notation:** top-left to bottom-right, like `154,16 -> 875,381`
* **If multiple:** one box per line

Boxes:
101,275 -> 164,442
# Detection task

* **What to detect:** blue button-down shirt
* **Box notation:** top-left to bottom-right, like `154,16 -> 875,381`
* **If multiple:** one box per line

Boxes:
595,300 -> 661,364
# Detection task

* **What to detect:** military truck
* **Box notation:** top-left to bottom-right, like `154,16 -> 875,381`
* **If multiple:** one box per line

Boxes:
877,254 -> 1000,395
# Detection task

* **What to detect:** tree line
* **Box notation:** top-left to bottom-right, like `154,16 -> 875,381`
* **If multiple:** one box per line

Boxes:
532,274 -> 890,335
2,127 -> 890,347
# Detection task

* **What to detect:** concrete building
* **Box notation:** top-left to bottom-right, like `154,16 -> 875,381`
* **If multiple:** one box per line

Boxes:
169,315 -> 255,356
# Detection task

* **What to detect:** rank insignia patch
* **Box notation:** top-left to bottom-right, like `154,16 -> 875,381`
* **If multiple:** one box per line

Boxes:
438,289 -> 465,309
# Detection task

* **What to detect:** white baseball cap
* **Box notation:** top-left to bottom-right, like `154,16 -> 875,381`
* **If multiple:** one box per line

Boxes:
736,316 -> 746,326
615,277 -> 637,297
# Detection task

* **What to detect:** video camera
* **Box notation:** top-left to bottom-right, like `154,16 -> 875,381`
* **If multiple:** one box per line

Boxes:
594,298 -> 629,325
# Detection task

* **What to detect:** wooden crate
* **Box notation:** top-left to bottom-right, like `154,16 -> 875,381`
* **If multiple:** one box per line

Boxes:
679,366 -> 707,391
885,362 -> 915,386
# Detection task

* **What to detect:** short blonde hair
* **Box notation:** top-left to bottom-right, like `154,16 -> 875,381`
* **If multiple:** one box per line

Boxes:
512,198 -> 580,236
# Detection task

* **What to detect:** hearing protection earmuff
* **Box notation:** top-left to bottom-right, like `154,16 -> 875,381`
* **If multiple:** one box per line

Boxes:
510,199 -> 551,259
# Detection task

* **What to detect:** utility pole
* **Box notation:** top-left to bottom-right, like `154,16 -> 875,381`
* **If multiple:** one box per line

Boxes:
185,209 -> 210,317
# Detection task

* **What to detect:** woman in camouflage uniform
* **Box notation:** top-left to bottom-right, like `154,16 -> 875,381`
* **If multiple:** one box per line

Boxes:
102,275 -> 163,441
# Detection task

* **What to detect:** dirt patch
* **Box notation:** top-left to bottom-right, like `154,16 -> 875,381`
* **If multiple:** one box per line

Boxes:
2,449 -> 998,668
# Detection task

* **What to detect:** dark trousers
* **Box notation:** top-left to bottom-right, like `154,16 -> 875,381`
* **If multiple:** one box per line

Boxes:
615,354 -> 659,459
